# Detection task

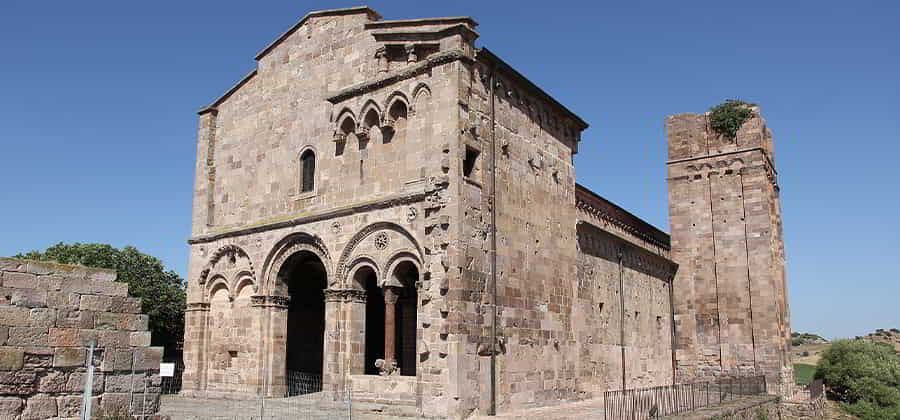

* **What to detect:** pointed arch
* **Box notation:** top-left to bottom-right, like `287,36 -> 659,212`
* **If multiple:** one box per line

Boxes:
384,92 -> 411,120
411,82 -> 431,115
360,99 -> 382,127
335,108 -> 357,140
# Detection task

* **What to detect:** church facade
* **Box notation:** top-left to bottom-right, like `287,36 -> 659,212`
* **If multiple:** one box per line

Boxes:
181,7 -> 792,418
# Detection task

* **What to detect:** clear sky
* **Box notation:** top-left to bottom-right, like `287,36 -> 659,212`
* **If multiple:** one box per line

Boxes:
1,1 -> 897,339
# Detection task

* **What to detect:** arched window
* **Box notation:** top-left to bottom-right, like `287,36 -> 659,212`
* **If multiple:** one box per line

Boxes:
300,150 -> 315,193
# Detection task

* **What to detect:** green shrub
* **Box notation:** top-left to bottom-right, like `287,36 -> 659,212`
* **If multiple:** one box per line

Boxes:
843,399 -> 900,420
708,100 -> 754,139
816,340 -> 900,419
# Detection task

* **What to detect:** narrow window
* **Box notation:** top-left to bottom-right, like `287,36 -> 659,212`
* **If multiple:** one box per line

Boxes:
463,146 -> 480,180
300,150 -> 315,193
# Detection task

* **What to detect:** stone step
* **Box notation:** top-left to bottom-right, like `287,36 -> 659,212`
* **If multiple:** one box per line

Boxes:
351,400 -> 419,418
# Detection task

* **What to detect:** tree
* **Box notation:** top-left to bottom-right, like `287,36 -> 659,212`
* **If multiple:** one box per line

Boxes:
17,243 -> 186,352
815,339 -> 900,419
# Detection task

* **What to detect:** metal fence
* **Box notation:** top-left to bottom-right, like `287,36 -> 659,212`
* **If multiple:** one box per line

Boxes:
808,379 -> 824,400
154,370 -> 352,419
286,371 -> 322,396
603,375 -> 767,420
161,367 -> 184,395
158,387 -> 353,419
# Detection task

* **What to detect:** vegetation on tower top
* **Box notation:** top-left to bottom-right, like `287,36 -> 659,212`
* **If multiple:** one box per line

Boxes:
708,99 -> 755,139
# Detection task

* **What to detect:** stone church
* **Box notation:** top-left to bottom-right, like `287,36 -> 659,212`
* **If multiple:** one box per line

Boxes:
181,6 -> 793,418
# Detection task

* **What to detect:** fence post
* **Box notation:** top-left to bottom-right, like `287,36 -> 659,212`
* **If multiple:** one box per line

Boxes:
129,351 -> 136,415
80,340 -> 96,420
141,374 -> 149,420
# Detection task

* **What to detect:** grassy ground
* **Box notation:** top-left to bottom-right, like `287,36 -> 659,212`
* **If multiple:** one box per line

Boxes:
794,363 -> 817,385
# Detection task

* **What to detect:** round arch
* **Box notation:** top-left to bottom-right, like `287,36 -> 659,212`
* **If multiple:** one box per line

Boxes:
383,251 -> 422,288
335,222 -> 423,288
346,256 -> 380,291
262,232 -> 332,296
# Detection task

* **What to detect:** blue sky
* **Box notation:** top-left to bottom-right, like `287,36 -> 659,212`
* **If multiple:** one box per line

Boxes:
1,1 -> 897,339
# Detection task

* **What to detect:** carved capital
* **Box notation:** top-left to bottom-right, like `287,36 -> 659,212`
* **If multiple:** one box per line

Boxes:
324,288 -> 368,303
251,295 -> 291,308
375,358 -> 397,376
356,126 -> 370,142
186,302 -> 210,312
383,287 -> 400,305
405,44 -> 417,63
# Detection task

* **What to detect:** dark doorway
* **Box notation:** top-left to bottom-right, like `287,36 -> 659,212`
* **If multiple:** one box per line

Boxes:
394,262 -> 419,376
359,267 -> 384,375
280,251 -> 326,395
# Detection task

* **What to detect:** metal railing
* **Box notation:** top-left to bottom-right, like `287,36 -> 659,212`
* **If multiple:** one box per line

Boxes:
161,367 -> 184,395
286,371 -> 323,396
808,379 -> 824,400
603,375 -> 767,420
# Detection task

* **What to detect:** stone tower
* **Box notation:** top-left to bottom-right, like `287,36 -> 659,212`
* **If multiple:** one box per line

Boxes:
666,106 -> 793,396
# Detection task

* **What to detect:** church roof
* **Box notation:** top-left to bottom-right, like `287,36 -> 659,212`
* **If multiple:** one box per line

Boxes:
575,183 -> 671,250
477,48 -> 589,131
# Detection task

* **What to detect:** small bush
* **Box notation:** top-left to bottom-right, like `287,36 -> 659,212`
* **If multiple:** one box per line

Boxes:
708,100 -> 754,139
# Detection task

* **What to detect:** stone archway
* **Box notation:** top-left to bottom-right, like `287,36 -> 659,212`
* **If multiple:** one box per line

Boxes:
258,232 -> 332,397
278,250 -> 327,395
390,260 -> 419,377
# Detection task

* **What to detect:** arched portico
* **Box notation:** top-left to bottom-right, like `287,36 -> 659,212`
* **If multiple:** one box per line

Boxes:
257,233 -> 333,397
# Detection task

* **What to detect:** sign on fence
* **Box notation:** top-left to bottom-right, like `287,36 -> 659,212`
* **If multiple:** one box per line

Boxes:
160,363 -> 176,377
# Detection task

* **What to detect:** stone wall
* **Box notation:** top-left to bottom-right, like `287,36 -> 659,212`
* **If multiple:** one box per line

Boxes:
0,258 -> 162,419
666,108 -> 794,396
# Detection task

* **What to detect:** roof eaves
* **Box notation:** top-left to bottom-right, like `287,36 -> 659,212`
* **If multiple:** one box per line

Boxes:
575,183 -> 671,248
198,69 -> 257,115
477,47 -> 589,131
364,16 -> 478,30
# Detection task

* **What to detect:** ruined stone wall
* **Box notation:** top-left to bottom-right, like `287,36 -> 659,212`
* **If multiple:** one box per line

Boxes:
666,109 -> 793,396
0,258 -> 162,419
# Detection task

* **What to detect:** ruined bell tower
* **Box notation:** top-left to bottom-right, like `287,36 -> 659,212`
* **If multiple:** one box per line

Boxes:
666,105 -> 793,396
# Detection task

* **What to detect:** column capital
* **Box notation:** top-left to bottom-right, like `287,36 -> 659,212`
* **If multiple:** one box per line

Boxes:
383,286 -> 400,305
186,302 -> 210,312
324,288 -> 367,303
250,295 -> 291,308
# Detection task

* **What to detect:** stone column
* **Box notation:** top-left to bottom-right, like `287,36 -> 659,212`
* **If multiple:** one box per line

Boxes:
376,46 -> 388,74
380,287 -> 400,375
254,295 -> 290,397
181,302 -> 209,395
405,44 -> 417,63
323,289 -> 367,395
